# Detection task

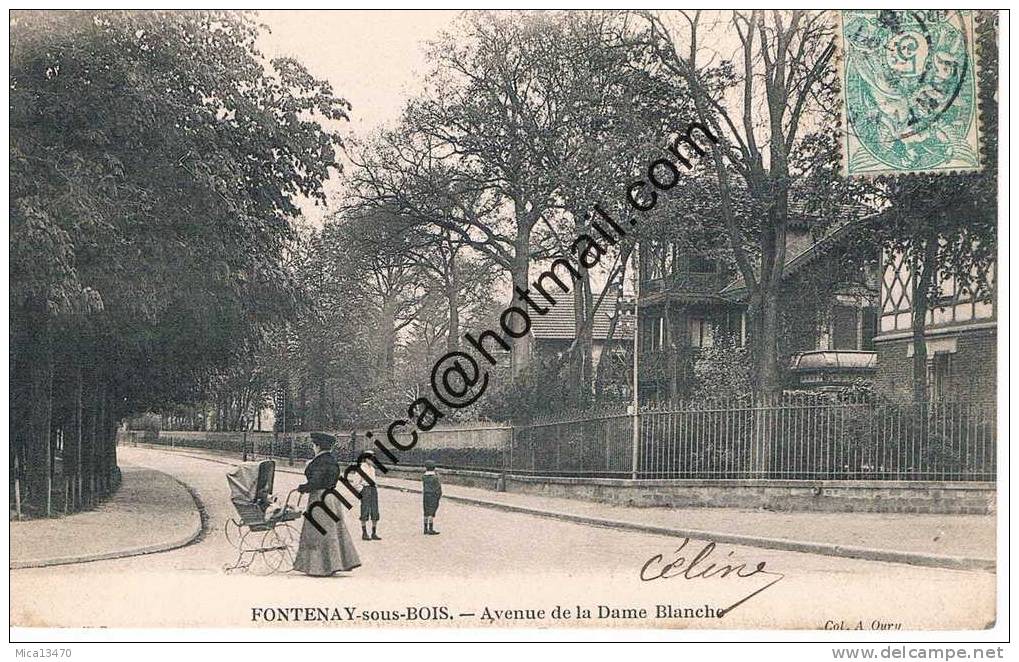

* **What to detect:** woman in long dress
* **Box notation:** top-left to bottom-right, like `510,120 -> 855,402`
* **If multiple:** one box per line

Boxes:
293,432 -> 361,576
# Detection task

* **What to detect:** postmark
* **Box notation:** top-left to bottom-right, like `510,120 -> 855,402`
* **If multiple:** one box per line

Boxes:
838,10 -> 981,176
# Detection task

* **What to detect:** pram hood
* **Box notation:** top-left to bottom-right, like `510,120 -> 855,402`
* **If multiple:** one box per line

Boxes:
226,460 -> 274,505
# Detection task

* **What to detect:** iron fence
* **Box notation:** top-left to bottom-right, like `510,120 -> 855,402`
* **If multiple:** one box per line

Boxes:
125,397 -> 996,482
509,397 -> 996,481
509,409 -> 634,477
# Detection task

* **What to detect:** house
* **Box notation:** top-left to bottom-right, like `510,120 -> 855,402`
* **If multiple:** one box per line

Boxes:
636,218 -> 881,401
528,292 -> 634,365
636,245 -> 744,401
720,221 -> 881,392
871,244 -> 996,402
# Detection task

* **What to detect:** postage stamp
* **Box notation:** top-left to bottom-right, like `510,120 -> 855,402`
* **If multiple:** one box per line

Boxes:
838,10 -> 981,177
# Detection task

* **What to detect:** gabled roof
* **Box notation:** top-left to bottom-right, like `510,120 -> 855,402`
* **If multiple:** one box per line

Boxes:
720,219 -> 871,300
530,294 -> 634,342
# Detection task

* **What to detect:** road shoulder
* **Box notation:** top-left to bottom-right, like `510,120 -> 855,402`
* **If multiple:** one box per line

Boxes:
10,464 -> 205,569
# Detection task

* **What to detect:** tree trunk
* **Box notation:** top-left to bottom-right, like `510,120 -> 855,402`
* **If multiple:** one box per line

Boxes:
910,237 -> 940,405
581,275 -> 594,393
107,390 -> 118,493
665,301 -> 679,401
754,201 -> 787,403
593,313 -> 620,400
746,286 -> 782,477
97,380 -> 107,496
509,223 -> 533,377
446,258 -> 461,353
17,299 -> 54,516
378,297 -> 398,379
592,248 -> 634,399
71,361 -> 83,511
569,272 -> 594,402
758,286 -> 782,399
316,379 -> 326,430
87,366 -> 99,506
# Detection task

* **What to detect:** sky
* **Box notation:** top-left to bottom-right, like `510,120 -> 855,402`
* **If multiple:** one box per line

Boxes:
250,10 -> 746,230
259,10 -> 457,136
257,10 -> 459,225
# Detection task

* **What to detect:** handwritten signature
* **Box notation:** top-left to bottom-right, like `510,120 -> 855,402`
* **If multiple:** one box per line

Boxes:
640,538 -> 785,617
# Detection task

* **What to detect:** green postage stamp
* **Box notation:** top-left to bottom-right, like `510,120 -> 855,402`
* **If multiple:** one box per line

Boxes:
839,10 -> 981,177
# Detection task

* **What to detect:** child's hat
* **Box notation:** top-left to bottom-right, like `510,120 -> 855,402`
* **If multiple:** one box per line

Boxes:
310,431 -> 336,446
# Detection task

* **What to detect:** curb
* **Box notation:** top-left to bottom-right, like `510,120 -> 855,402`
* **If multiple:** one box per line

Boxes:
376,484 -> 997,573
130,445 -> 996,573
10,471 -> 207,570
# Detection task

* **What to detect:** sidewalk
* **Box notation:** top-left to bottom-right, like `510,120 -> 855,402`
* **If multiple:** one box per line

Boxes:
384,477 -> 996,571
132,444 -> 996,571
10,465 -> 204,569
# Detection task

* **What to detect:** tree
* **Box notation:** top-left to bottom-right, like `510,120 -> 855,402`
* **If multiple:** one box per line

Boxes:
634,10 -> 841,400
350,12 -> 702,402
10,10 -> 347,514
280,208 -> 498,428
346,126 -> 508,349
354,12 -> 651,377
534,11 -> 695,403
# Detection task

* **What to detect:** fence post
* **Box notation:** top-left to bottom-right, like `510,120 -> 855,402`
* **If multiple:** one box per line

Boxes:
555,422 -> 561,473
289,435 -> 295,467
506,425 -> 514,478
630,406 -> 639,480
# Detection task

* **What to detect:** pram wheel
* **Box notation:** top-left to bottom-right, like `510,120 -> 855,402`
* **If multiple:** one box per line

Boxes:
224,518 -> 243,548
256,523 -> 298,574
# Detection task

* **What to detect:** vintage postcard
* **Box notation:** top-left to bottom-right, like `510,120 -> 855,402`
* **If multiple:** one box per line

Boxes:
8,6 -> 1006,652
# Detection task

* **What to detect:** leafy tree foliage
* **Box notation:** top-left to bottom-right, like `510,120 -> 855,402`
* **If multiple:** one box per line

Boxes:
10,10 -> 347,514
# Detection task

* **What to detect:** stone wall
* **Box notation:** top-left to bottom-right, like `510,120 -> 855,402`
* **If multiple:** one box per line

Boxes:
385,465 -> 995,515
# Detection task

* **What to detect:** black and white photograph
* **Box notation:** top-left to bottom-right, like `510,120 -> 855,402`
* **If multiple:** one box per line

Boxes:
7,6 -> 1008,654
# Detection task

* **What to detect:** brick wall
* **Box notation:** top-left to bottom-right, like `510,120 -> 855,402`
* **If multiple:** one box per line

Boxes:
875,327 -> 997,402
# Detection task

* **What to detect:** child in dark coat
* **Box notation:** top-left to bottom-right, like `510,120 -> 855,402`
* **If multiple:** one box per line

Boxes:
422,460 -> 442,535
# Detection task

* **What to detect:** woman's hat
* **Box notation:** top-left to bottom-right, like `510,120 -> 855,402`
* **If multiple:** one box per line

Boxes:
425,460 -> 436,471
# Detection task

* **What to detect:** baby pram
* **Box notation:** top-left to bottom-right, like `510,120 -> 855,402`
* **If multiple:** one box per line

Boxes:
224,460 -> 303,574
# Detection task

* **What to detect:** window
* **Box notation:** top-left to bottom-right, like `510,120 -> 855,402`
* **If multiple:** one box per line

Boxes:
826,305 -> 878,351
861,308 -> 877,350
831,305 -> 857,350
641,315 -> 668,352
689,317 -> 713,349
719,309 -> 745,347
928,353 -> 952,401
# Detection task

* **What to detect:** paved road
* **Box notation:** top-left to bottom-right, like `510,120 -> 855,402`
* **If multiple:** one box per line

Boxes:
10,447 -> 996,631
